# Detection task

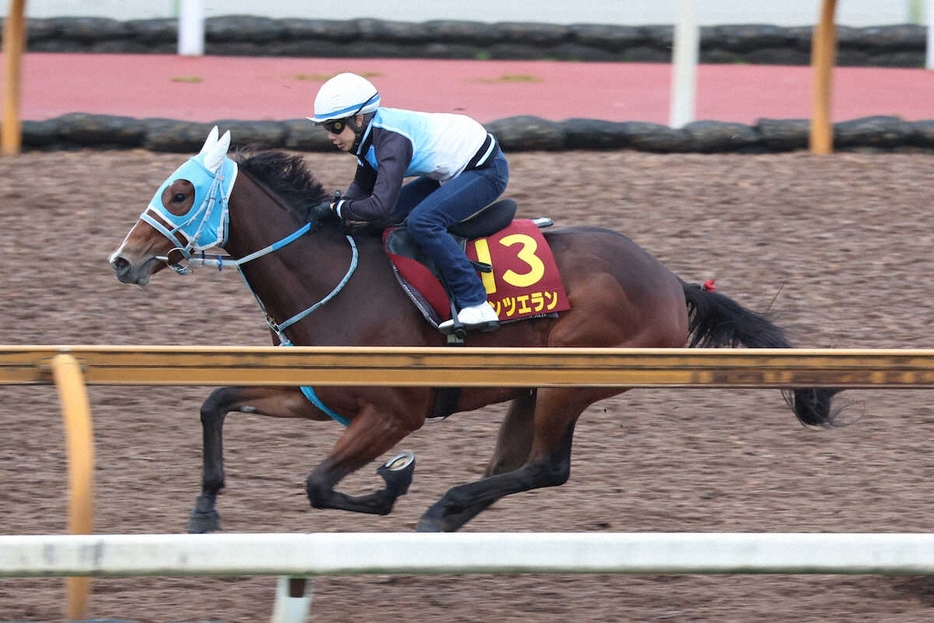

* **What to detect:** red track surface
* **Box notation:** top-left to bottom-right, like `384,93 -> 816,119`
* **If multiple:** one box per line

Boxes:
4,52 -> 934,124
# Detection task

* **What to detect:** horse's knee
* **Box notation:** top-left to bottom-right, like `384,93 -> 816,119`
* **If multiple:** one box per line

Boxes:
305,473 -> 331,509
200,387 -> 232,424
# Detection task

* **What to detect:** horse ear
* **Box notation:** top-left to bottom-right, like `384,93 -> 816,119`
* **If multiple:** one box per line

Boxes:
198,126 -> 220,156
203,130 -> 231,173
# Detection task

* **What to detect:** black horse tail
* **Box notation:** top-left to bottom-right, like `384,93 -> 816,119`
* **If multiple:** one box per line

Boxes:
681,280 -> 838,428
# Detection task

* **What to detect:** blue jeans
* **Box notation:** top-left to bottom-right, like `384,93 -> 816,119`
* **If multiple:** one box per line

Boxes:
394,151 -> 509,309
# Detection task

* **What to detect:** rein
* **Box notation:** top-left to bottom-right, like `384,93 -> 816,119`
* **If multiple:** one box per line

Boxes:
207,218 -> 359,427
174,223 -> 311,272
135,134 -> 358,427
180,225 -> 359,347
258,234 -> 358,346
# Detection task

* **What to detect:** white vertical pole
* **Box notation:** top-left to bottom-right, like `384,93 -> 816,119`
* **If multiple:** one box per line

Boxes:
270,576 -> 312,623
927,0 -> 934,69
670,0 -> 699,128
178,0 -> 205,56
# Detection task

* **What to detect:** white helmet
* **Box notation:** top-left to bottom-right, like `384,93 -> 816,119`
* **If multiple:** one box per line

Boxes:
309,73 -> 381,124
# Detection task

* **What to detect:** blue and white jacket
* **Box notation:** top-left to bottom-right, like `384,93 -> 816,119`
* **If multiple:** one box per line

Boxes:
334,107 -> 495,225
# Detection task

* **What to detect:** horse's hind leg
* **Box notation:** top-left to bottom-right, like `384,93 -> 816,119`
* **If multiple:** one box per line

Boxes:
485,390 -> 536,477
429,390 -> 538,529
417,387 -> 600,532
188,385 -> 310,533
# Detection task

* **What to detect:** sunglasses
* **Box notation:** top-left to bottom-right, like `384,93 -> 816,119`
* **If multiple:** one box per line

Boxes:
323,118 -> 348,134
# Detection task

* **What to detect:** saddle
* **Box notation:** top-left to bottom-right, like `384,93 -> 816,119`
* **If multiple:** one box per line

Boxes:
383,199 -> 571,330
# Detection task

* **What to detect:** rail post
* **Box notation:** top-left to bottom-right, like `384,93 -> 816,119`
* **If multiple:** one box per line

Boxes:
669,0 -> 698,128
2,0 -> 26,155
178,0 -> 205,56
810,0 -> 838,154
927,0 -> 934,70
271,576 -> 313,623
50,354 -> 95,621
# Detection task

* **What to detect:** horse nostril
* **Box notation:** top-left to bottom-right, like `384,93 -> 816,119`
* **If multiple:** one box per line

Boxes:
111,257 -> 129,274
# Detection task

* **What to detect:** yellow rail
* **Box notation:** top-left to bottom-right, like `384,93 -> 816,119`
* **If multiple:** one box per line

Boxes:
14,343 -> 934,620
6,345 -> 934,389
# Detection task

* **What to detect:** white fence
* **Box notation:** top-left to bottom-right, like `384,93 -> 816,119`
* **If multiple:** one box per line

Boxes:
9,345 -> 934,620
6,532 -> 934,577
23,0 -> 924,26
10,531 -> 934,621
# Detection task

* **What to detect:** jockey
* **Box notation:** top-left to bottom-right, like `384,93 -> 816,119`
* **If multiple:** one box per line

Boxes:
309,72 -> 509,333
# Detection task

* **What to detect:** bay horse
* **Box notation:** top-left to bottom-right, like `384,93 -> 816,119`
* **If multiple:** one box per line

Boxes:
109,128 -> 837,533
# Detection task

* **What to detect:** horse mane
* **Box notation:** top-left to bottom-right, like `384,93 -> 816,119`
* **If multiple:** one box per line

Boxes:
232,148 -> 330,220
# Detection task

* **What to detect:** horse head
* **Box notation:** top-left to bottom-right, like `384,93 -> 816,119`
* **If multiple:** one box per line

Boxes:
109,126 -> 238,285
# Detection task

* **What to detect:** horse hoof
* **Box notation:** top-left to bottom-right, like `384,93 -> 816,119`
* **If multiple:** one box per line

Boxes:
187,509 -> 221,534
377,451 -> 416,496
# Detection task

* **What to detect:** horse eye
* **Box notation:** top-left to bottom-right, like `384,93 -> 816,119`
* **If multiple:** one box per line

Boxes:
172,193 -> 187,203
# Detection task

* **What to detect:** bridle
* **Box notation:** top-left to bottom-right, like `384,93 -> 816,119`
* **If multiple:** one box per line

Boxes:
142,156 -> 238,274
143,154 -> 359,345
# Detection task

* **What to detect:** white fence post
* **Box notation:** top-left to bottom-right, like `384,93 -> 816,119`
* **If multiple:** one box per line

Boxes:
927,0 -> 934,70
271,576 -> 312,623
178,0 -> 206,56
670,0 -> 699,128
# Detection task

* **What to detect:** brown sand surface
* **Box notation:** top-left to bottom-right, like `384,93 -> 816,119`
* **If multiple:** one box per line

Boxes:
2,149 -> 934,622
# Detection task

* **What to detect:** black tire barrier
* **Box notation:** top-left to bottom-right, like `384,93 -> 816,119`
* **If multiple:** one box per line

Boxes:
18,113 -> 934,154
0,17 -> 928,68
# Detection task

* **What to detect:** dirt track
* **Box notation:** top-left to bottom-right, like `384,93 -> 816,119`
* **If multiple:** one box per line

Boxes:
2,148 -> 934,622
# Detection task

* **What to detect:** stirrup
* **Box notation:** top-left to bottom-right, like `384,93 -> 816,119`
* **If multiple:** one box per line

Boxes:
438,300 -> 500,336
438,318 -> 499,335
439,297 -> 467,338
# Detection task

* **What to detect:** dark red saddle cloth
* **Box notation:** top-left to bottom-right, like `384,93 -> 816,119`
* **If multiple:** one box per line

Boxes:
383,219 -> 571,327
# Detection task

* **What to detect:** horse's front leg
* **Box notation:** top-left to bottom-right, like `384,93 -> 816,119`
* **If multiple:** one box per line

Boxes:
306,404 -> 420,515
188,386 -> 313,533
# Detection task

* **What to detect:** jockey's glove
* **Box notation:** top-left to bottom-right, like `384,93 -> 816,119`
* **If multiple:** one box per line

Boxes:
309,200 -> 335,222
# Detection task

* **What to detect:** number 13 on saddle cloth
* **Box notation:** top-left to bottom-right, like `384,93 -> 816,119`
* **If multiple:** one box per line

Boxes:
384,219 -> 571,328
